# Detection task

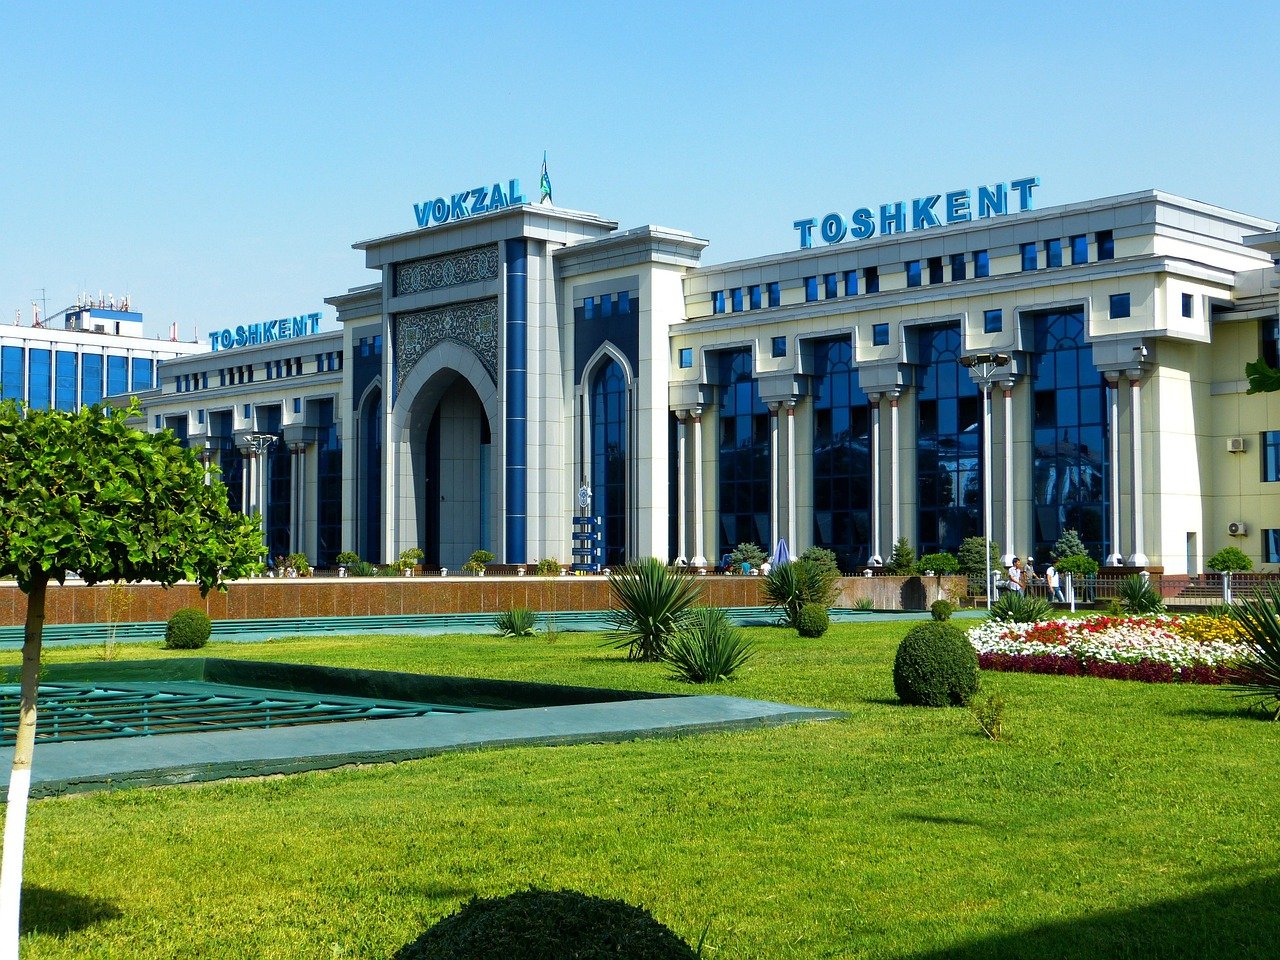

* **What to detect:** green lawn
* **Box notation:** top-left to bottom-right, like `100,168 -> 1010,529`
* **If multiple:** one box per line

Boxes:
5,623 -> 1279,959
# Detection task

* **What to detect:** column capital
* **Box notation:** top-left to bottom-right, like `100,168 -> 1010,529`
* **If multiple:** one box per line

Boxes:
766,401 -> 781,414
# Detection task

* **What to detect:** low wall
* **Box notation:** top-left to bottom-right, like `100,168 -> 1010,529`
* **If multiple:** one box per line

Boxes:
0,573 -> 964,627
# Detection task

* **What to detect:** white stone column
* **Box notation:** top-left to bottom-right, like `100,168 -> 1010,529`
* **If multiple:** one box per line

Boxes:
768,403 -> 780,549
241,449 -> 253,517
868,393 -> 882,563
675,411 -> 688,564
1106,375 -> 1123,565
1128,375 -> 1149,566
786,400 -> 797,550
691,408 -> 706,567
889,389 -> 901,546
1002,382 -> 1015,564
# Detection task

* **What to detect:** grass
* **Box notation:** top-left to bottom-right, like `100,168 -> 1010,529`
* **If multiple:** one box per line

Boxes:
4,623 -> 1279,959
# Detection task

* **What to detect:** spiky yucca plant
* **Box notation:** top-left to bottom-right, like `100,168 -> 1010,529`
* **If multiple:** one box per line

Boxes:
495,607 -> 538,638
663,606 -> 755,683
1227,584 -> 1280,719
989,590 -> 1053,624
606,557 -> 703,661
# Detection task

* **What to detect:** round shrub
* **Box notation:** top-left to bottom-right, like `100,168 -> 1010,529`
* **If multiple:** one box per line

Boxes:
796,603 -> 830,638
165,608 -> 211,650
930,599 -> 955,621
392,888 -> 698,960
893,621 -> 979,707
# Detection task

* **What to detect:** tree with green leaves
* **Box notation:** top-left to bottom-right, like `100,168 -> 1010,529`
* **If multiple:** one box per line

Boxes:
884,536 -> 916,575
0,400 -> 262,954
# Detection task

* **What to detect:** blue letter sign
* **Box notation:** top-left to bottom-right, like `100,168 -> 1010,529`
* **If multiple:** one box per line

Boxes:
414,178 -> 527,228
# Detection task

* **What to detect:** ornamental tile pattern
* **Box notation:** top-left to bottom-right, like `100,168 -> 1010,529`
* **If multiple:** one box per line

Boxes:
394,245 -> 500,296
397,299 -> 499,387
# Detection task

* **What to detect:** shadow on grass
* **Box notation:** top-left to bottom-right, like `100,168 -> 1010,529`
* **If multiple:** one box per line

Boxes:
898,812 -> 987,829
20,886 -> 121,936
898,873 -> 1280,960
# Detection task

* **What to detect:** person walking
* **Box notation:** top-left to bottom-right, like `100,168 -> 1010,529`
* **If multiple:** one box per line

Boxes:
1046,562 -> 1064,602
1007,557 -> 1024,593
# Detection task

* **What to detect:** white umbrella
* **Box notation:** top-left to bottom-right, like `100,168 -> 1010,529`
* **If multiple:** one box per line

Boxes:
771,539 -> 791,567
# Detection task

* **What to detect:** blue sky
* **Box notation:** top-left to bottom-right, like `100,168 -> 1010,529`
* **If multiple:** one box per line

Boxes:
3,1 -> 1278,339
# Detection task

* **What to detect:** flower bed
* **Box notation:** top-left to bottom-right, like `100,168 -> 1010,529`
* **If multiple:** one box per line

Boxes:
967,614 -> 1249,685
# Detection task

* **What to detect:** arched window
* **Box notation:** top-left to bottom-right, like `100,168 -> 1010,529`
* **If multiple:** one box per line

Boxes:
361,387 -> 383,561
812,339 -> 871,570
590,359 -> 627,566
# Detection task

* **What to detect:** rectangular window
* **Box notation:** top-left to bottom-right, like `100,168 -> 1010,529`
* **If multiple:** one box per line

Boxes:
175,376 -> 184,392
600,294 -> 614,318
1182,292 -> 1194,318
771,336 -> 787,358
679,347 -> 693,369
130,357 -> 153,391
844,270 -> 857,296
197,408 -> 205,425
927,256 -> 944,285
730,288 -> 743,312
711,290 -> 725,314
905,260 -> 922,287
1,346 -> 24,402
1264,431 -> 1280,481
1109,293 -> 1131,319
1265,529 -> 1280,564
154,415 -> 161,430
243,404 -> 251,419
983,309 -> 1003,333
864,266 -> 879,293
767,282 -> 781,308
973,250 -> 990,278
950,253 -> 966,281
81,353 -> 103,406
804,276 -> 819,302
1096,230 -> 1115,260
824,273 -> 838,299
28,349 -> 51,409
1045,238 -> 1062,268
293,398 -> 302,414
1071,234 -> 1088,265
1263,319 -> 1280,368
872,323 -> 889,346
1021,243 -> 1037,271
54,351 -> 76,411
618,290 -> 631,314
106,355 -> 128,396
749,285 -> 762,310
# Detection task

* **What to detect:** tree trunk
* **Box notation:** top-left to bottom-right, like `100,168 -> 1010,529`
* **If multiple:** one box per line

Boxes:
0,572 -> 47,958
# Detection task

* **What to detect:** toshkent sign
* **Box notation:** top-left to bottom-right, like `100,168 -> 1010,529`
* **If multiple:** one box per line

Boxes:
209,312 -> 322,352
793,176 -> 1040,249
414,179 -> 527,228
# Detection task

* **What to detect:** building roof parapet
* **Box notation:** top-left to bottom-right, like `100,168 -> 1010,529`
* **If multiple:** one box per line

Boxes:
554,225 -> 709,277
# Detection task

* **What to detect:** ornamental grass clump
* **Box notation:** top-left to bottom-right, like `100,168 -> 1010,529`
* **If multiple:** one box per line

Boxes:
607,557 -> 703,661
763,559 -> 839,628
989,590 -> 1053,623
164,608 -> 211,650
1118,574 -> 1165,614
494,607 -> 537,638
893,621 -> 979,707
663,606 -> 754,683
392,888 -> 699,960
1227,584 -> 1280,719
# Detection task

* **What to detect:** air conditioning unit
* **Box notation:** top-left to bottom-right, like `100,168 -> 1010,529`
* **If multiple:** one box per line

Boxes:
1227,437 -> 1246,453
1228,521 -> 1248,537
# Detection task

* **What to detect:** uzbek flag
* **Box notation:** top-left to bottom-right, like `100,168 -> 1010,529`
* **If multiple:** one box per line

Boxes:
539,151 -> 553,205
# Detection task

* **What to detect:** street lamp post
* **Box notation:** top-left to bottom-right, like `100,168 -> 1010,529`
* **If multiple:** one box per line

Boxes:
960,352 -> 1011,610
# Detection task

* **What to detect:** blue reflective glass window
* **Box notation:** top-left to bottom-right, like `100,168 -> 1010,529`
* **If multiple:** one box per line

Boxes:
872,323 -> 889,346
1109,293 -> 1131,319
1045,238 -> 1062,268
106,355 -> 128,396
804,277 -> 818,302
811,339 -> 871,569
767,282 -> 781,307
928,257 -> 944,284
679,347 -> 693,369
983,309 -> 1003,333
293,398 -> 302,414
618,290 -> 631,314
950,253 -> 966,281
1021,243 -> 1037,271
864,266 -> 880,293
1263,431 -> 1280,482
716,349 -> 768,558
1182,293 -> 1194,318
28,349 -> 51,409
79,352 -> 103,407
1263,320 -> 1280,368
711,291 -> 724,314
1096,230 -> 1114,260
771,336 -> 787,358
54,352 -> 77,410
1,346 -> 24,402
749,285 -> 762,310
844,271 -> 857,296
131,357 -> 153,391
584,297 -> 597,320
824,274 -> 838,299
154,415 -> 161,429
730,288 -> 743,312
974,250 -> 990,278
600,295 -> 614,318
1071,235 -> 1088,264
219,369 -> 227,386
905,260 -> 922,287
1266,530 -> 1280,564
244,404 -> 251,418
198,408 -> 205,425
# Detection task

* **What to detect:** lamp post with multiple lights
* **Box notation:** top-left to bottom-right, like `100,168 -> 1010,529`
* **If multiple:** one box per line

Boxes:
959,352 -> 1011,609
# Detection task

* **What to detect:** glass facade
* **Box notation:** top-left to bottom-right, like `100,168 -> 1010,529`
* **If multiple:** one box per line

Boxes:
905,260 -> 922,287
1045,238 -> 1063,268
28,349 -> 51,409
1029,307 -> 1109,564
55,351 -> 77,411
256,406 -> 291,560
210,411 -> 243,515
361,389 -> 383,561
717,349 -> 768,558
131,357 -> 153,391
812,339 -> 871,571
915,325 -> 980,554
107,356 -> 128,396
313,398 -> 342,567
590,359 -> 628,566
1,346 -> 23,402
1263,430 -> 1280,482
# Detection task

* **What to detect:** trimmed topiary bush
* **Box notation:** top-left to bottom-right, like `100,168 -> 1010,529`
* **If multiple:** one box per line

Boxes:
392,888 -> 698,960
893,621 -> 979,707
165,608 -> 211,650
916,552 -> 959,575
930,599 -> 955,621
796,602 -> 830,638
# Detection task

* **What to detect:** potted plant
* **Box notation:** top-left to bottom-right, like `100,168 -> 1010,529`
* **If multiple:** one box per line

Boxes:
335,551 -> 360,577
398,547 -> 424,576
463,549 -> 495,576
